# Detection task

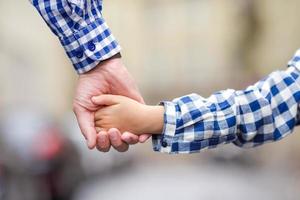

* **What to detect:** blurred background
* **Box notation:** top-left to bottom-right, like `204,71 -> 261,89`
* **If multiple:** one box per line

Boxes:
0,0 -> 300,199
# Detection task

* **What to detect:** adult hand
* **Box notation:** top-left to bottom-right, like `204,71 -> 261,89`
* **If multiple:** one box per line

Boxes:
72,54 -> 151,151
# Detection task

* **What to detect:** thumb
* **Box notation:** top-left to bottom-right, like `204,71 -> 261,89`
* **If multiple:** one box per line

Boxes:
91,95 -> 120,106
73,105 -> 97,149
139,134 -> 151,143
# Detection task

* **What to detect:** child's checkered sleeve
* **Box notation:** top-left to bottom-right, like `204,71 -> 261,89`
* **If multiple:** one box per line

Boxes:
153,49 -> 300,154
29,0 -> 121,74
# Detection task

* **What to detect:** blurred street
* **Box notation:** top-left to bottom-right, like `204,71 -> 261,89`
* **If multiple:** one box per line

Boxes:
75,155 -> 300,200
1,0 -> 300,199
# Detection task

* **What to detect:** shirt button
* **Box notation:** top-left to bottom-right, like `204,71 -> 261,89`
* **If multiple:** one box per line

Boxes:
76,50 -> 83,59
88,41 -> 96,51
73,23 -> 80,31
161,140 -> 168,148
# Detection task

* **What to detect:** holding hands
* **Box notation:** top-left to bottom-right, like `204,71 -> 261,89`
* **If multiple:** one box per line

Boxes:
72,54 -> 151,152
92,95 -> 164,136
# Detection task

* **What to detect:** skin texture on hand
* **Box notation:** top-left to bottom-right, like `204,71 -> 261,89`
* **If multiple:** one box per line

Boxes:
72,54 -> 151,152
93,95 -> 164,135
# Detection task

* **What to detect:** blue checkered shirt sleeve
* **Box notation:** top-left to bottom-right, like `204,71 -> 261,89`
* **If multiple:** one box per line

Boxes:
153,49 -> 300,154
29,0 -> 121,74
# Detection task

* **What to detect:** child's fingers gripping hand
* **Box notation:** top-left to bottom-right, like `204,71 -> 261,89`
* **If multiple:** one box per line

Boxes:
92,95 -> 148,135
94,99 -> 121,131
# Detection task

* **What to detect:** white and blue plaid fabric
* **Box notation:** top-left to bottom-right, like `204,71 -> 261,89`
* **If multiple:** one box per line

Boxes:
30,0 -> 121,74
153,49 -> 300,154
29,1 -> 300,154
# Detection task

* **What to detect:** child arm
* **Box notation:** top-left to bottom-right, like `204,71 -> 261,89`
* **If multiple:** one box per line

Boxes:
93,95 -> 164,135
151,65 -> 300,154
93,50 -> 300,154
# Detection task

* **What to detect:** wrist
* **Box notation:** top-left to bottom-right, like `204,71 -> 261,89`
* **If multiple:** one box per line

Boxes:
84,53 -> 122,75
142,105 -> 164,134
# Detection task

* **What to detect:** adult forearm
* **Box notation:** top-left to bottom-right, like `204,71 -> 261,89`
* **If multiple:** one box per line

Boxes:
30,0 -> 121,74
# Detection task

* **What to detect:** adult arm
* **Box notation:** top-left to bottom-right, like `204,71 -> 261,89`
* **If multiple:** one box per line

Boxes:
29,0 -> 120,73
29,0 -> 150,150
153,49 -> 300,154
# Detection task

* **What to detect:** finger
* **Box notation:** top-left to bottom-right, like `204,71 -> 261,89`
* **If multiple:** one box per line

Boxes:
138,134 -> 152,143
91,95 -> 120,106
133,92 -> 145,104
124,90 -> 145,104
95,120 -> 104,128
94,106 -> 113,120
73,106 -> 96,149
95,126 -> 107,133
121,132 -> 139,145
96,131 -> 111,152
117,72 -> 145,104
108,128 -> 129,152
95,127 -> 101,132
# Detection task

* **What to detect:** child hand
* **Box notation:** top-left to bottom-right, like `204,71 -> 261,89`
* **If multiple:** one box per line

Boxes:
92,95 -> 164,135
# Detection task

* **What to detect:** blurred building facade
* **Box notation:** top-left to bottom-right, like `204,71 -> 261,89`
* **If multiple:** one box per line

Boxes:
1,0 -> 300,110
0,0 -> 300,199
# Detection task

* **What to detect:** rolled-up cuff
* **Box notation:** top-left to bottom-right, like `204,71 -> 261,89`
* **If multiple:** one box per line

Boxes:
152,96 -> 238,154
59,17 -> 121,74
152,101 -> 178,153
